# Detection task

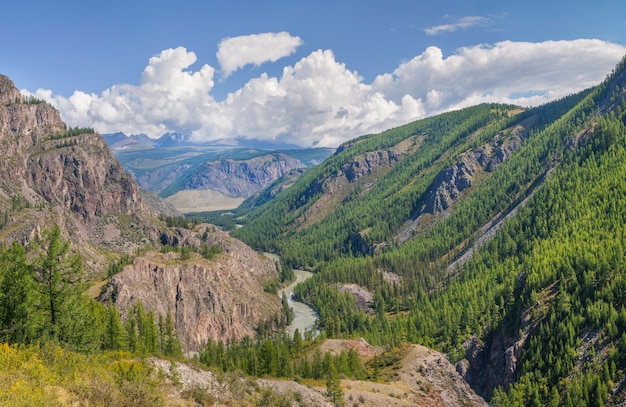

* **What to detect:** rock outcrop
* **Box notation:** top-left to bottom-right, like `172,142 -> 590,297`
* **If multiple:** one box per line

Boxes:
342,150 -> 401,183
100,226 -> 281,351
182,153 -> 306,198
0,74 -> 166,276
423,127 -> 529,215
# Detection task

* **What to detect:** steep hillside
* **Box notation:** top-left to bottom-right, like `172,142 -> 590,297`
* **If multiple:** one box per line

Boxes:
100,225 -> 281,351
232,101 -> 571,267
0,74 -> 284,356
0,75 -> 163,277
231,56 -> 626,405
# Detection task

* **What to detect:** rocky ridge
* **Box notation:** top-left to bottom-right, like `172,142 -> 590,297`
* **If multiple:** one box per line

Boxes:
396,122 -> 532,244
0,74 -> 165,276
100,225 -> 281,351
182,153 -> 307,198
152,341 -> 487,406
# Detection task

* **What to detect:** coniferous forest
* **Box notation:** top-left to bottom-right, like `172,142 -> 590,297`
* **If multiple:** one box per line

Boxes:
1,56 -> 626,405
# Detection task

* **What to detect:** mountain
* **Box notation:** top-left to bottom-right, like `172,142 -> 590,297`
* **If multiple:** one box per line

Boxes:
0,75 -> 161,278
230,56 -> 626,405
0,73 -> 282,351
100,225 -> 282,351
104,134 -> 334,212
165,152 -> 307,198
102,131 -> 156,151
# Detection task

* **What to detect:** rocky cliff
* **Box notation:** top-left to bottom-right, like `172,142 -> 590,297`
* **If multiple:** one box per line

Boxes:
0,74 -> 164,276
100,225 -> 281,351
182,153 -> 307,198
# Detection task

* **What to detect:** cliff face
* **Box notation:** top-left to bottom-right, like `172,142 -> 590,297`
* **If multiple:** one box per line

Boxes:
182,153 -> 307,198
27,135 -> 141,221
423,126 -> 530,215
100,226 -> 281,351
0,74 -> 163,276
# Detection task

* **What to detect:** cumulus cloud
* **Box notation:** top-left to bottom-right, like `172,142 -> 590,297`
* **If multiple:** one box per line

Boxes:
425,16 -> 492,35
217,32 -> 302,77
32,39 -> 626,148
373,39 -> 626,113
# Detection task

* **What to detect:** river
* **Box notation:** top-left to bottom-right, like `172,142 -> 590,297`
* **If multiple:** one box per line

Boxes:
263,253 -> 319,337
277,269 -> 320,337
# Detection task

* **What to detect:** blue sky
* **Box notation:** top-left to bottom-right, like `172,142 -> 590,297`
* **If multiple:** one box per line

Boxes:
2,0 -> 626,147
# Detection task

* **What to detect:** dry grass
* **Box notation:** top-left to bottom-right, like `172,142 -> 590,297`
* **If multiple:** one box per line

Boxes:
165,189 -> 245,213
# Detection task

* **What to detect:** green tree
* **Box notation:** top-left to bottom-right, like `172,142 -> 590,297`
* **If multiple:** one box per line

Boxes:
159,312 -> 183,357
326,359 -> 344,407
30,225 -> 83,343
0,242 -> 34,343
104,304 -> 128,351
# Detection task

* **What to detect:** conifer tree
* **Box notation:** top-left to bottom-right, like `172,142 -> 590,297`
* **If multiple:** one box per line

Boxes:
326,359 -> 344,407
0,242 -> 33,343
30,225 -> 83,343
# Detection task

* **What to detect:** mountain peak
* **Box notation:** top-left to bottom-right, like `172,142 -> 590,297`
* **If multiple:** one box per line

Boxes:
0,74 -> 23,104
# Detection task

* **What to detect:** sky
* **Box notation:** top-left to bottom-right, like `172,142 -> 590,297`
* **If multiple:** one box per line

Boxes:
2,0 -> 626,148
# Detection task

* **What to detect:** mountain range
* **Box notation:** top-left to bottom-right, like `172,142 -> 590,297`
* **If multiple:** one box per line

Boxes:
1,52 -> 626,406
103,131 -> 334,212
227,56 -> 626,404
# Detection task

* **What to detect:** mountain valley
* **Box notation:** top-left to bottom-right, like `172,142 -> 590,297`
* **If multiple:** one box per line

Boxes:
1,53 -> 626,406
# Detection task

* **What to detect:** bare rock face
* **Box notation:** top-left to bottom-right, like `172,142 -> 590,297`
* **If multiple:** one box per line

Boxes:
423,127 -> 530,216
424,158 -> 478,213
342,150 -> 400,183
0,74 -> 166,276
101,227 -> 281,351
398,345 -> 488,407
27,135 -> 141,221
182,153 -> 306,198
0,75 -> 23,105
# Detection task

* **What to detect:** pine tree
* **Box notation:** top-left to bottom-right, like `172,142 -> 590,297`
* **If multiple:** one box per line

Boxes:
159,312 -> 183,357
30,225 -> 83,343
104,304 -> 128,350
325,359 -> 344,407
0,242 -> 34,343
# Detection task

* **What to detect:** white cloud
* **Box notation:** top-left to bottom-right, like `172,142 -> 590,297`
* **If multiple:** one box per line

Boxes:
373,39 -> 626,113
33,39 -> 626,148
217,32 -> 302,77
425,16 -> 492,36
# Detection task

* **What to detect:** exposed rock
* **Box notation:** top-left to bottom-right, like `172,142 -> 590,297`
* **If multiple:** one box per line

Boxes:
0,75 -> 23,105
0,74 -> 172,277
318,338 -> 382,359
26,135 -> 141,221
398,345 -> 488,407
424,158 -> 477,213
342,150 -> 401,183
139,188 -> 181,217
151,342 -> 486,407
457,329 -> 526,399
183,153 -> 306,198
100,226 -> 281,351
338,284 -> 374,312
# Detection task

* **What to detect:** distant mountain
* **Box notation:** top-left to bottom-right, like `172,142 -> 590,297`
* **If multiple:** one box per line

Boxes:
102,131 -> 334,212
102,131 -> 156,151
0,73 -> 283,351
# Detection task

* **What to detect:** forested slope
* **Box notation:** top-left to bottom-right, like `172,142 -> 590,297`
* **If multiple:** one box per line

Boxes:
232,56 -> 626,405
